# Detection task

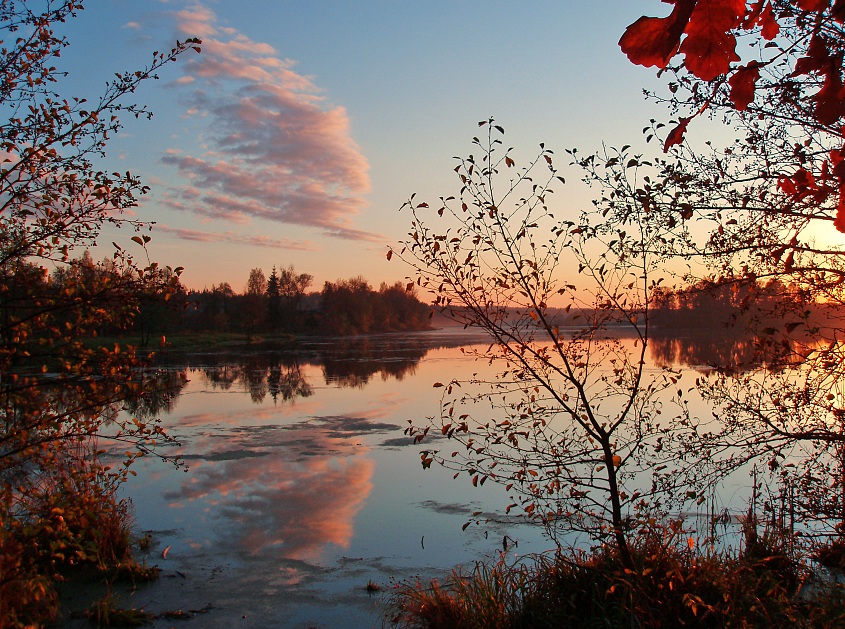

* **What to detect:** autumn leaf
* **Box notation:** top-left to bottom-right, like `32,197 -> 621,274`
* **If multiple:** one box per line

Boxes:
784,250 -> 795,271
778,174 -> 797,195
814,65 -> 845,125
797,0 -> 830,10
794,33 -> 830,76
728,62 -> 760,110
759,1 -> 779,39
743,1 -> 779,39
836,194 -> 845,233
663,117 -> 691,152
680,0 -> 744,81
386,249 -> 393,261
619,0 -> 697,68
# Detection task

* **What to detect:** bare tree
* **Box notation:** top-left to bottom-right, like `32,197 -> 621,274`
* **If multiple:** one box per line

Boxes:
391,121 -> 692,563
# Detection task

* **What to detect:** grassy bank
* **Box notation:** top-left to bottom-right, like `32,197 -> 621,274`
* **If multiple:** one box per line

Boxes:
83,331 -> 298,354
387,526 -> 845,628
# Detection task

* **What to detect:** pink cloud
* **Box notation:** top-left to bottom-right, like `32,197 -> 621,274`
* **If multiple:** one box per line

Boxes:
153,224 -> 316,250
163,3 -> 376,242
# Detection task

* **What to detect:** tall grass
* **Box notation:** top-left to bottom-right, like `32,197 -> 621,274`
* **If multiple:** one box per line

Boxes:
387,521 -> 845,628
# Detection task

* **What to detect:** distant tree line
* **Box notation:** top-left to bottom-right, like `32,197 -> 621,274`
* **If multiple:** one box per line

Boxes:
648,278 -> 821,333
33,257 -> 434,342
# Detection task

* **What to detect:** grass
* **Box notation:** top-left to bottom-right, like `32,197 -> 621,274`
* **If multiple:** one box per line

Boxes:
81,331 -> 298,353
386,524 -> 845,628
87,594 -> 155,627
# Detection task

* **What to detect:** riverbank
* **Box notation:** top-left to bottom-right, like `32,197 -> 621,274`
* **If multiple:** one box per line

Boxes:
82,331 -> 298,354
388,529 -> 845,628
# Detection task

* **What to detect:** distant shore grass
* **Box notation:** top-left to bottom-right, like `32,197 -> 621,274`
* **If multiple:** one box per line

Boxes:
81,332 -> 298,354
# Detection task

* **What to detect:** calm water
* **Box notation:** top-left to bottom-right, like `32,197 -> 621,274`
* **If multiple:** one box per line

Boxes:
61,327 -> 743,628
62,329 -> 557,628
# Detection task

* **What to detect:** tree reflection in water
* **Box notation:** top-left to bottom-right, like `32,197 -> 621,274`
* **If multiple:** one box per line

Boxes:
160,335 -> 447,404
123,369 -> 190,419
650,330 -> 803,373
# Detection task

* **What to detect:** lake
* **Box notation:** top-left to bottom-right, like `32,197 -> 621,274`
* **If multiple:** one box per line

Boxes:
60,327 -> 758,628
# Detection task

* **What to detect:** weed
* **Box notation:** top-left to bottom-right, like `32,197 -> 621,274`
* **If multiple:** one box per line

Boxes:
387,524 -> 845,629
88,594 -> 154,627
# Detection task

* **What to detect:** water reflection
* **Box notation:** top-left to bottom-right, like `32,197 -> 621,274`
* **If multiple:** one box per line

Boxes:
320,337 -> 426,387
164,417 -> 378,561
148,340 -> 417,564
649,330 -> 801,372
157,333 -> 484,404
120,328 -> 815,627
123,369 -> 189,419
200,358 -> 313,404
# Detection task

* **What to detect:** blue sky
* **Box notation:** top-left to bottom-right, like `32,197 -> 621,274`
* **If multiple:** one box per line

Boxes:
60,1 -> 675,291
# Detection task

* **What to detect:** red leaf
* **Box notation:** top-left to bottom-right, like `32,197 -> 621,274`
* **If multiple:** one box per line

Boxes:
836,192 -> 845,234
759,2 -> 780,39
386,249 -> 393,261
784,250 -> 795,271
619,0 -> 697,68
834,0 -> 845,22
729,62 -> 760,110
831,147 -> 845,179
796,0 -> 829,10
663,117 -> 691,152
680,0 -> 744,81
745,1 -> 780,39
743,0 -> 764,26
814,65 -> 845,125
778,175 -> 797,195
794,34 -> 830,76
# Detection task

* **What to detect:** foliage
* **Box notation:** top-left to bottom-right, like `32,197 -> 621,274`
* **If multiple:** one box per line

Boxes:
167,267 -> 429,336
619,0 -> 845,306
622,1 -> 845,177
275,265 -> 312,330
319,277 -> 431,335
242,267 -> 268,338
0,1 -> 199,624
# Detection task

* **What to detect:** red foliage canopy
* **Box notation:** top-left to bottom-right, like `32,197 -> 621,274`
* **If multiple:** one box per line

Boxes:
621,0 -> 845,232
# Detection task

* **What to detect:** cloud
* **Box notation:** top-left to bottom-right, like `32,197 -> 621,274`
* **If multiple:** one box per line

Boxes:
153,224 -> 316,250
163,3 -> 377,242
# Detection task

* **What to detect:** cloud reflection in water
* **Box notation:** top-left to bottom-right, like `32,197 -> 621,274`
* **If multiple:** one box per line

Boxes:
163,416 -> 392,561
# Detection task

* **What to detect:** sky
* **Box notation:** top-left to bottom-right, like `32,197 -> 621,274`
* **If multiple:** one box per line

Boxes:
57,1 -> 678,292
